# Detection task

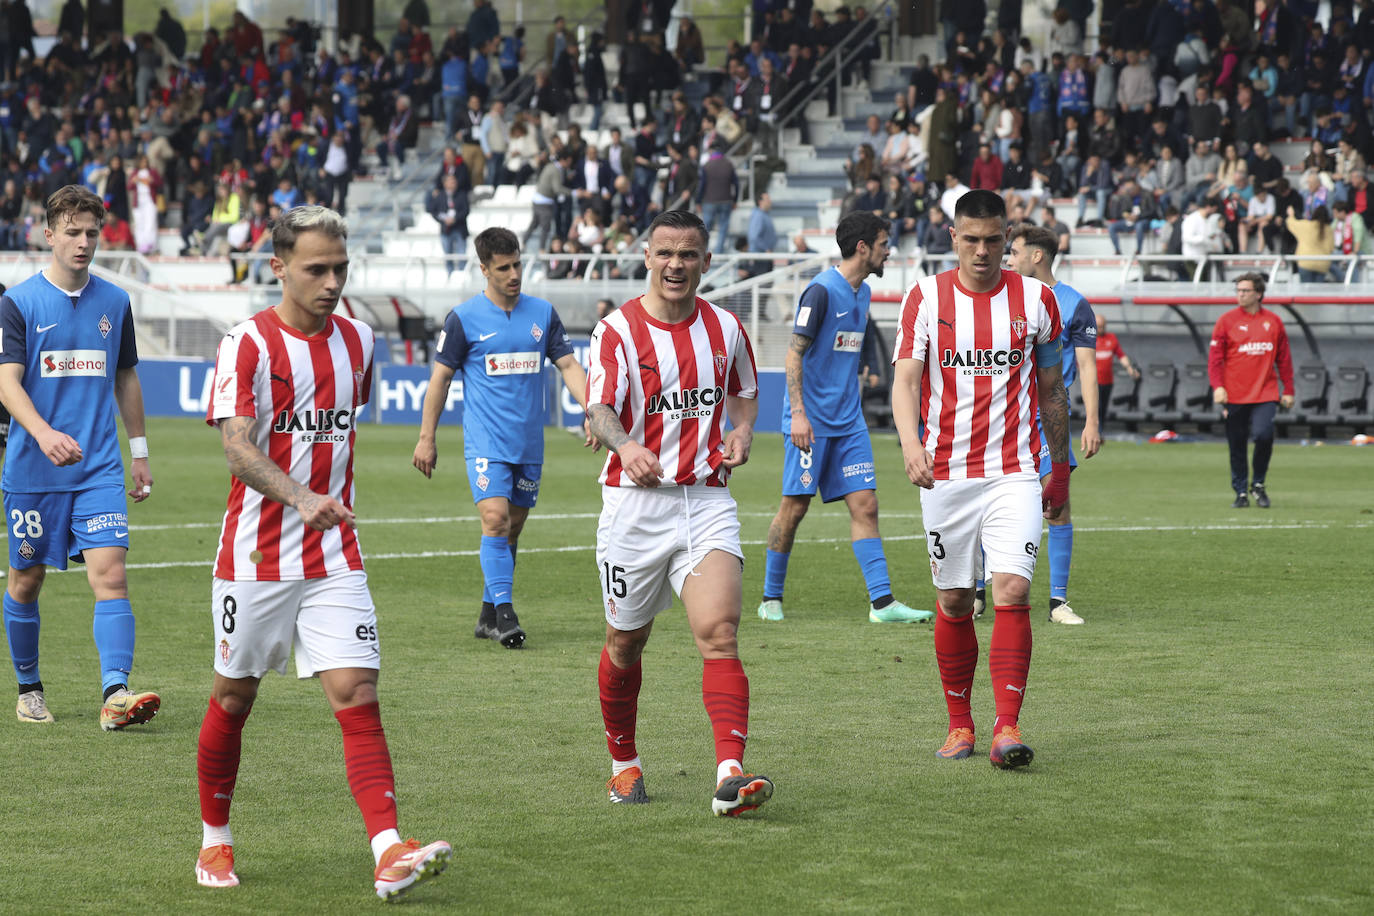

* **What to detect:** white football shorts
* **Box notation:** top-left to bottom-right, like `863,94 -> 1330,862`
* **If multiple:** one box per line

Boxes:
596,484 -> 743,631
210,570 -> 380,679
919,472 -> 1043,590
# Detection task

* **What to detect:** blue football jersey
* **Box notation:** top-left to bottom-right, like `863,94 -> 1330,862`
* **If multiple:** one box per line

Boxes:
782,267 -> 870,437
1053,280 -> 1097,392
435,292 -> 574,464
0,272 -> 138,493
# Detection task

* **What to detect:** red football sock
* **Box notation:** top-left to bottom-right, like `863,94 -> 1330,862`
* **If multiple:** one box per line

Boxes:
934,604 -> 978,732
335,702 -> 399,839
990,605 -> 1033,733
197,696 -> 250,827
702,657 -> 750,765
599,647 -> 642,762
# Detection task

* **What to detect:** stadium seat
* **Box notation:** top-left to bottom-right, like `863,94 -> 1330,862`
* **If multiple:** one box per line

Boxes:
1293,364 -> 1333,425
1117,364 -> 1179,423
1179,363 -> 1214,422
1333,366 -> 1371,423
1109,373 -> 1141,418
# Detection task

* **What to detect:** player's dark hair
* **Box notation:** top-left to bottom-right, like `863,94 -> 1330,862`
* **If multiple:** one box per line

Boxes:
46,184 -> 106,230
836,211 -> 887,258
953,188 -> 1007,222
1236,271 -> 1266,299
474,227 -> 520,264
272,205 -> 348,258
647,208 -> 709,249
1007,223 -> 1059,260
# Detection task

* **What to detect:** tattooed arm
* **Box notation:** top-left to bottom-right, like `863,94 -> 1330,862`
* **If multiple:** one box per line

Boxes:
785,332 -> 815,451
220,416 -> 356,530
1036,363 -> 1070,465
587,403 -> 663,487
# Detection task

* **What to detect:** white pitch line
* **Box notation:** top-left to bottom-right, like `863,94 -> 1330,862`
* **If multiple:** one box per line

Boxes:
42,519 -> 1362,573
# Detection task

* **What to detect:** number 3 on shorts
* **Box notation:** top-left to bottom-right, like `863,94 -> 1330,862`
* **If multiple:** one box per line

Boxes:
927,530 -> 945,560
10,509 -> 43,538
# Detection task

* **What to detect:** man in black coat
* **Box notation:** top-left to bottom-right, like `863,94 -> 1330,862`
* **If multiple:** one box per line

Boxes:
427,170 -> 471,276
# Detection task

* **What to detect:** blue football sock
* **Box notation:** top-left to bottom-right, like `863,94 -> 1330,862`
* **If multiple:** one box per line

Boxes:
762,549 -> 789,600
1048,523 -> 1073,602
92,598 -> 135,694
4,593 -> 41,685
851,538 -> 892,603
480,535 -> 515,605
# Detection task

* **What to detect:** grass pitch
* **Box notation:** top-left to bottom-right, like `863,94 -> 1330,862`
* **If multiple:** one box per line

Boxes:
0,418 -> 1370,914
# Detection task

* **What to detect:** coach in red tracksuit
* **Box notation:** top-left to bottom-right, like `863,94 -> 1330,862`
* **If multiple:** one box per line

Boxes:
1208,271 -> 1295,508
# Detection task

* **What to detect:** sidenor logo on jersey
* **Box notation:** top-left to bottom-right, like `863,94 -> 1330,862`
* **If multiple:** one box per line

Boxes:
647,385 -> 725,418
486,351 -> 542,375
40,349 -> 107,377
940,348 -> 1024,375
272,408 -> 355,442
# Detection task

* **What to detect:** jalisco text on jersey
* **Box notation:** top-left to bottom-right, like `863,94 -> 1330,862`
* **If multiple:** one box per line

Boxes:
647,385 -> 726,415
940,348 -> 1026,370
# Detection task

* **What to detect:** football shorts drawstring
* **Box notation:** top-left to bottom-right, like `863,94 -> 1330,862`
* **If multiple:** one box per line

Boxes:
683,487 -> 701,577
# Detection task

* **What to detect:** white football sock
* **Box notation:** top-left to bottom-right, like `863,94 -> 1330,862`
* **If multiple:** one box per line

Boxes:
370,828 -> 403,864
611,755 -> 642,777
717,758 -> 743,784
202,821 -> 233,849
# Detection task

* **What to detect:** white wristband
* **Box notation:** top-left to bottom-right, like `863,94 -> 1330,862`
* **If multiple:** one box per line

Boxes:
129,436 -> 149,459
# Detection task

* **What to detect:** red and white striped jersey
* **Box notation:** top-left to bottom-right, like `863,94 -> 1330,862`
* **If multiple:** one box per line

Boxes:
588,296 -> 758,487
206,308 -> 374,580
892,268 -> 1062,480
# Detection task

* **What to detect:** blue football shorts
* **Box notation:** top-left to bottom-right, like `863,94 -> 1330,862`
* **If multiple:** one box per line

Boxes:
781,429 -> 876,503
4,483 -> 130,570
466,457 -> 541,507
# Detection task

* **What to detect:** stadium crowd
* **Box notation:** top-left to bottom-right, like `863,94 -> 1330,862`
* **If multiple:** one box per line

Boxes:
865,0 -> 1374,281
7,2 -> 1374,281
0,0 -> 891,278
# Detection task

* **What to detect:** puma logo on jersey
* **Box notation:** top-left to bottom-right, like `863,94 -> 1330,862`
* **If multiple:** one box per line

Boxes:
938,318 -> 955,330
270,373 -> 291,386
639,362 -> 659,377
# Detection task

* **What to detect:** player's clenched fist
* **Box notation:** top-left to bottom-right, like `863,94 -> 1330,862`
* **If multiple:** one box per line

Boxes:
296,491 -> 357,531
722,426 -> 753,468
617,441 -> 665,487
38,428 -> 82,467
902,441 -> 935,489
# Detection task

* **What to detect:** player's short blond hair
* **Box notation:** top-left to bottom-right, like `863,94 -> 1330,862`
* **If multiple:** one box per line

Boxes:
46,184 -> 106,230
272,206 -> 348,259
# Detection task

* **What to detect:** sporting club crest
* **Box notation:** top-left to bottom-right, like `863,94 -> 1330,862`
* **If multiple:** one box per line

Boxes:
714,348 -> 726,376
1010,315 -> 1027,338
219,639 -> 232,664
